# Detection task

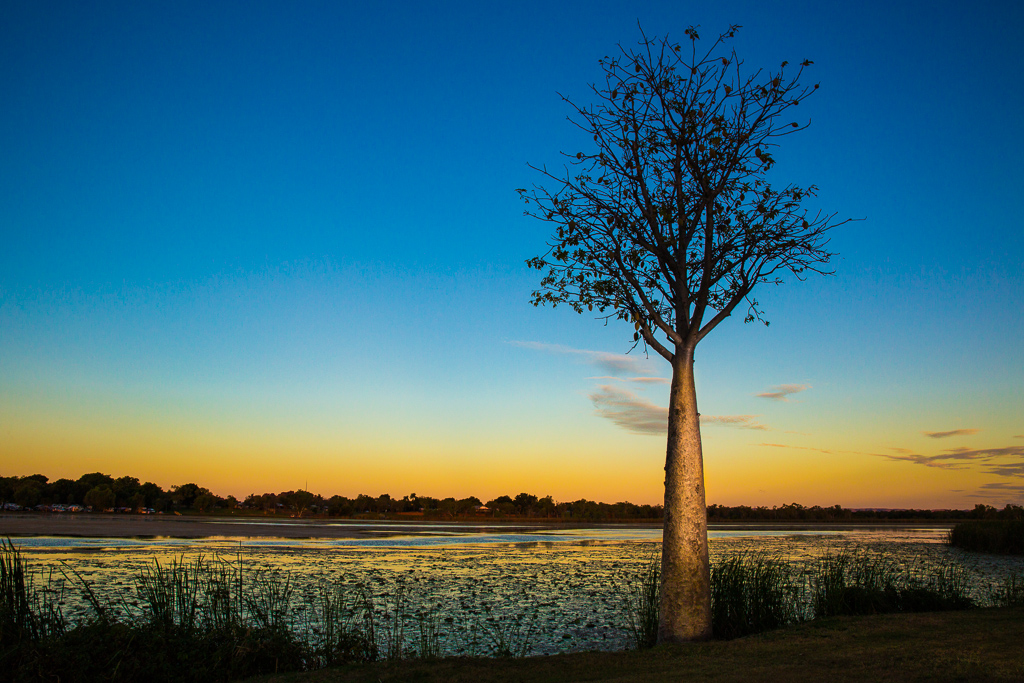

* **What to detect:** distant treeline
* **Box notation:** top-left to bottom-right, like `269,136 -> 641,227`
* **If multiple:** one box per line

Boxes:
0,473 -> 661,520
707,503 -> 1024,522
0,473 -> 231,514
2,473 -> 1022,522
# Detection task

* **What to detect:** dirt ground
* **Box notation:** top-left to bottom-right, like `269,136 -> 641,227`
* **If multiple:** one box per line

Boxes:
0,512 -> 401,539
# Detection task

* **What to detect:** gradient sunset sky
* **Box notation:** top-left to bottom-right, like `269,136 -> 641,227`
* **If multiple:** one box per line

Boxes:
2,1 -> 1022,508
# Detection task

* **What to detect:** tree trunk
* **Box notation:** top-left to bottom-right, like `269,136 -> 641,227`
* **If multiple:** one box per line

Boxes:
658,345 -> 712,642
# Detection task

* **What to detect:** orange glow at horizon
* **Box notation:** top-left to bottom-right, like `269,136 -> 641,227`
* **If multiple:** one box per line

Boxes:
3,403 -> 1012,510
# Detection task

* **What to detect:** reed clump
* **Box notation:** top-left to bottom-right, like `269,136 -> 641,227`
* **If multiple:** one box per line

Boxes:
711,552 -> 800,639
622,555 -> 660,649
2,546 -> 340,682
625,549 -> 1022,647
625,551 -> 805,646
809,551 -> 977,617
948,520 -> 1024,555
987,572 -> 1024,608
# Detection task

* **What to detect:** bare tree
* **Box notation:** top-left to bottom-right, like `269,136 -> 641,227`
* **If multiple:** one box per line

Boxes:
518,26 -> 851,642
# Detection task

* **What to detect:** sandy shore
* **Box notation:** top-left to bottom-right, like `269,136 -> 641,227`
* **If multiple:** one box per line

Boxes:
0,513 -> 947,540
0,513 -> 596,539
0,513 -> 430,539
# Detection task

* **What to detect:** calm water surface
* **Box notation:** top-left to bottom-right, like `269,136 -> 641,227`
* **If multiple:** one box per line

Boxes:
13,523 -> 1024,655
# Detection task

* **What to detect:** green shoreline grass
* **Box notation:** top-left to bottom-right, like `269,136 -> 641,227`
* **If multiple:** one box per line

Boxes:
251,607 -> 1024,683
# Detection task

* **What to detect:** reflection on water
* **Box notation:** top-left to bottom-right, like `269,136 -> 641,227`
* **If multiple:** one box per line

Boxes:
10,523 -> 952,550
13,523 -> 1024,655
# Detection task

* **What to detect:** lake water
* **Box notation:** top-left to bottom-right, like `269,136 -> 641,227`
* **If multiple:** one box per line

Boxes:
11,523 -> 1024,655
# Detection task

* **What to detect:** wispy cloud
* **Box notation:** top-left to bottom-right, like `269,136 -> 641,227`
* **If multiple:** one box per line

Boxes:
870,445 -> 1024,472
756,384 -> 810,401
587,375 -> 670,385
966,482 -> 1024,500
510,341 -> 652,375
702,415 -> 769,431
980,482 -> 1024,493
941,446 -> 1024,459
872,451 -> 967,470
924,428 -> 980,439
588,384 -> 768,435
589,384 -> 666,435
761,442 -> 834,455
984,463 -> 1024,477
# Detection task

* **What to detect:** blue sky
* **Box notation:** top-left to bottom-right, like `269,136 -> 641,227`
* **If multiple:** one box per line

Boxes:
2,0 -> 1022,506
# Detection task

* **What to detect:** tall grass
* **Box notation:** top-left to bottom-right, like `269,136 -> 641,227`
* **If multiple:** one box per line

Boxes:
1,543 -> 382,682
621,551 -> 806,646
412,603 -> 444,659
622,554 -> 660,649
481,607 -> 537,658
811,552 -> 898,617
137,556 -> 205,629
306,583 -> 375,666
989,572 -> 1024,608
949,520 -> 1024,555
811,551 -> 975,618
623,549 -> 1015,648
377,580 -> 410,660
711,552 -> 800,639
1,538 -> 66,645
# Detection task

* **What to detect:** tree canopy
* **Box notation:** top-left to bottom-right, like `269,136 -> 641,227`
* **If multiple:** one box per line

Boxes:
520,26 -> 849,360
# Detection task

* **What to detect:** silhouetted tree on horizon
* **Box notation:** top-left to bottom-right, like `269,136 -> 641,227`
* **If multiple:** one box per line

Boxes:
520,25 -> 851,642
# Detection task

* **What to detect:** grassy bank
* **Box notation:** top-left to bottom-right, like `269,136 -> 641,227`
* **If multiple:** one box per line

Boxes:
949,520 -> 1024,555
249,607 -> 1024,683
